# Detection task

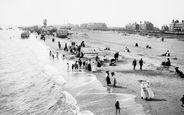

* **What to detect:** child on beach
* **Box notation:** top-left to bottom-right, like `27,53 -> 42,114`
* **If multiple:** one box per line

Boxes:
115,100 -> 120,114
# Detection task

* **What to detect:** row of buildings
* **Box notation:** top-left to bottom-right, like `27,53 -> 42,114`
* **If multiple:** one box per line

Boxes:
80,23 -> 108,30
125,21 -> 154,31
169,20 -> 184,32
126,20 -> 184,32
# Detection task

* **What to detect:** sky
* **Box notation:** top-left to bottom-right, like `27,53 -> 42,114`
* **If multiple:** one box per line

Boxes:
0,0 -> 184,28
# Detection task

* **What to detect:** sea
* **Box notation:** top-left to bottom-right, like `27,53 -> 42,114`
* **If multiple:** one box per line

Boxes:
0,28 -> 154,115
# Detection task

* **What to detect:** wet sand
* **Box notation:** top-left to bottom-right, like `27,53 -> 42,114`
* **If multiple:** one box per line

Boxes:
42,30 -> 184,115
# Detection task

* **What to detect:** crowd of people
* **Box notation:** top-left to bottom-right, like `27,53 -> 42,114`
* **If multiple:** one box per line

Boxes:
49,50 -> 59,59
62,41 -> 84,58
68,58 -> 98,72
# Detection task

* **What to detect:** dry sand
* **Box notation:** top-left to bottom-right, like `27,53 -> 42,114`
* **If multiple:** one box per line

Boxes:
42,30 -> 184,115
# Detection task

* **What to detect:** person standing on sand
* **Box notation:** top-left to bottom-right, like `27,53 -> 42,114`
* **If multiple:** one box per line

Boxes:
106,71 -> 111,85
141,80 -> 154,100
111,72 -> 117,87
114,52 -> 119,62
92,62 -> 96,72
56,52 -> 59,59
132,59 -> 137,70
58,41 -> 61,49
139,58 -> 143,70
49,50 -> 52,57
67,63 -> 69,70
180,95 -> 184,107
88,59 -> 92,71
78,58 -> 82,68
115,100 -> 120,114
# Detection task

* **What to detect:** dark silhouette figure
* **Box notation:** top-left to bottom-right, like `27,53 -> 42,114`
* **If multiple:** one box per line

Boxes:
135,43 -> 138,47
74,61 -> 78,70
161,38 -> 164,41
139,58 -> 143,70
132,59 -> 137,70
81,41 -> 85,47
78,58 -> 82,68
114,52 -> 119,62
88,60 -> 92,71
72,64 -> 74,71
180,95 -> 184,107
109,59 -> 116,66
162,58 -> 171,66
49,50 -> 52,57
166,58 -> 171,66
58,42 -> 61,49
106,71 -> 111,85
64,43 -> 68,51
175,67 -> 184,78
82,61 -> 86,68
115,100 -> 120,114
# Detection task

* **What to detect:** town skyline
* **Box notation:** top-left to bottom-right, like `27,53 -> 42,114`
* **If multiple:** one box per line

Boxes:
0,0 -> 184,28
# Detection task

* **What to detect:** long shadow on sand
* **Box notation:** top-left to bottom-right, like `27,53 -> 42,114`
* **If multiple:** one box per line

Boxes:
114,85 -> 127,89
150,98 -> 167,101
116,69 -> 164,76
104,85 -> 127,89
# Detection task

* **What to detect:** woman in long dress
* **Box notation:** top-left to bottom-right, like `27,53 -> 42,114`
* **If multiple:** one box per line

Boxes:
92,62 -> 96,72
141,81 -> 154,100
146,81 -> 154,100
141,81 -> 149,100
111,72 -> 117,87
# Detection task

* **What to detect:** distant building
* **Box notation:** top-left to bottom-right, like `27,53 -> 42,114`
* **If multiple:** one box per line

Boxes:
125,22 -> 139,30
139,21 -> 154,31
169,20 -> 184,32
161,25 -> 169,31
87,23 -> 107,30
80,23 -> 88,29
80,23 -> 107,30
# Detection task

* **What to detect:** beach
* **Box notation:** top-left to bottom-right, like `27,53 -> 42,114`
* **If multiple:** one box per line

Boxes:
1,28 -> 184,115
43,30 -> 184,115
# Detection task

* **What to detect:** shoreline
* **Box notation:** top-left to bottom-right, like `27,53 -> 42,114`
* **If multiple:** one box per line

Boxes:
42,31 -> 184,115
